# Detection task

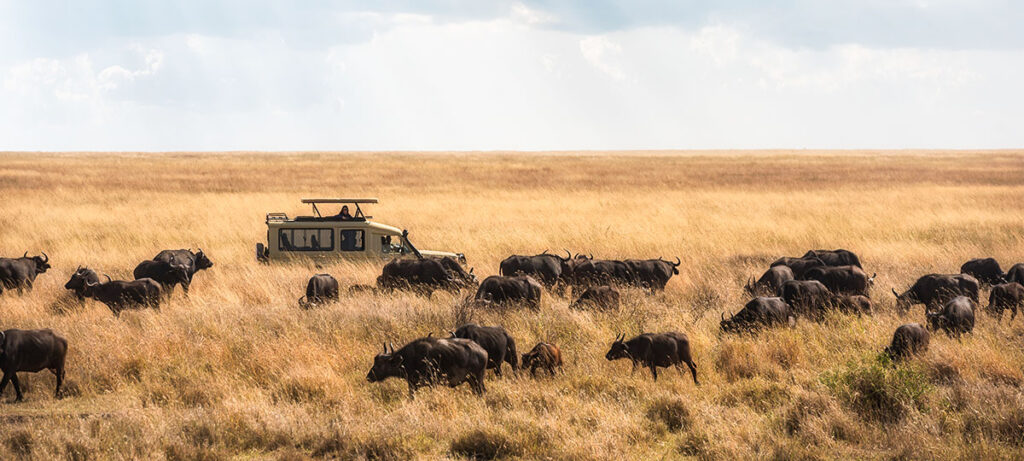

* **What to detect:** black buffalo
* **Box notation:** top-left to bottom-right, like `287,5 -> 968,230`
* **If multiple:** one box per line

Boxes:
366,337 -> 488,397
893,274 -> 980,313
521,342 -> 563,377
770,256 -> 826,279
571,259 -> 637,289
1,329 -> 67,402
82,276 -> 162,316
605,332 -> 698,384
133,260 -> 191,295
299,274 -> 340,309
474,275 -> 543,309
779,280 -> 832,319
803,265 -> 874,296
0,252 -> 50,295
744,265 -> 795,296
624,257 -> 681,292
378,258 -> 468,295
570,285 -> 620,311
435,256 -> 478,288
153,248 -> 213,284
802,249 -> 863,268
829,294 -> 873,316
720,297 -> 793,333
64,266 -> 100,301
926,296 -> 976,337
451,324 -> 518,376
986,282 -> 1023,323
960,258 -> 1006,285
499,250 -> 574,292
884,324 -> 929,359
1007,263 -> 1024,285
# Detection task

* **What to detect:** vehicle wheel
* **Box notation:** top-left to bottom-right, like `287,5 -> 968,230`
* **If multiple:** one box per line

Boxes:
256,243 -> 268,263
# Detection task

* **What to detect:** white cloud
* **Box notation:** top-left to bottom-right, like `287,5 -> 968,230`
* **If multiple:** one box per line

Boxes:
579,36 -> 626,81
510,3 -> 557,26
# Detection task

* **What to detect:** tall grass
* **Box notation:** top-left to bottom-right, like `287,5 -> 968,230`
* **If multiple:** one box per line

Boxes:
0,151 -> 1023,459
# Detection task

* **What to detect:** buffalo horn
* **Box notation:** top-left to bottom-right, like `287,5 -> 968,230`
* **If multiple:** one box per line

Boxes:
104,274 -> 112,283
41,251 -> 48,263
891,288 -> 899,297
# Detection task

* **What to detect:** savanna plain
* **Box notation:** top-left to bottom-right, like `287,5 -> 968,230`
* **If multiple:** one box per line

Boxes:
1,151 -> 1023,460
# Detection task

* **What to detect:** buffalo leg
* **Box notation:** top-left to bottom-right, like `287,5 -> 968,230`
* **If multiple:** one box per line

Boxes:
0,372 -> 9,398
473,369 -> 486,395
649,364 -> 659,381
530,364 -> 538,377
52,366 -> 65,398
10,373 -> 23,401
682,360 -> 699,385
494,362 -> 502,378
630,362 -> 638,376
547,365 -> 556,377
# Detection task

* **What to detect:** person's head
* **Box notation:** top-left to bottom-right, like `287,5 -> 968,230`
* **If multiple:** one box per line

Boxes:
341,205 -> 349,214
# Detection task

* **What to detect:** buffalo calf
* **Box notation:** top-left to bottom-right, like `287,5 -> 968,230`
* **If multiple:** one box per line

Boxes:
884,324 -> 929,359
927,296 -> 975,337
986,282 -> 1024,323
570,285 -> 620,311
1,329 -> 67,402
521,342 -> 563,377
299,274 -> 340,309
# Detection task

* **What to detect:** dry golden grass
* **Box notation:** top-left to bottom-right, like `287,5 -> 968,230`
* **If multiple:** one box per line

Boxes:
1,150 -> 1023,460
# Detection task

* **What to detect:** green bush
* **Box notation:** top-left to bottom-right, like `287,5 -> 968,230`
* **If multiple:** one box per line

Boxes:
822,353 -> 931,424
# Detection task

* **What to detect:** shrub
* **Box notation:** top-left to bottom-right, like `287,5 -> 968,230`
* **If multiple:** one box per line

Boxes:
822,353 -> 932,423
647,396 -> 692,432
450,429 -> 523,460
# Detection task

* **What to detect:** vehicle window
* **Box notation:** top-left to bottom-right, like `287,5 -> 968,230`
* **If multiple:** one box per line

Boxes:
279,228 -> 334,251
381,235 -> 406,254
340,230 -> 365,251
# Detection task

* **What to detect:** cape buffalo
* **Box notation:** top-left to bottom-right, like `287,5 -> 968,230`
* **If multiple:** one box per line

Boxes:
926,296 -> 975,337
571,259 -> 637,290
802,249 -> 863,268
605,332 -> 698,384
570,285 -> 620,311
378,258 -> 467,296
133,260 -> 191,295
474,275 -> 543,309
435,256 -> 477,288
744,265 -> 795,296
884,324 -> 929,359
500,250 -> 574,293
770,256 -> 826,279
299,274 -> 339,309
780,280 -> 832,319
451,324 -> 518,377
893,274 -> 979,313
82,276 -> 162,316
64,266 -> 100,300
804,265 -> 874,296
960,258 -> 1006,285
366,337 -> 488,397
1007,263 -> 1024,285
1,329 -> 67,402
986,282 -> 1023,323
720,297 -> 794,333
0,252 -> 50,295
521,342 -> 562,377
624,257 -> 681,292
153,248 -> 213,284
829,294 -> 873,316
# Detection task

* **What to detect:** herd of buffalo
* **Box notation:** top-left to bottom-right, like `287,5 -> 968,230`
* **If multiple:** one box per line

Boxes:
2,248 -> 1023,400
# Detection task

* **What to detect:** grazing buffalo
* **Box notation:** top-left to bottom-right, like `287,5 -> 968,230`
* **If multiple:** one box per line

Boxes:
133,260 -> 191,295
64,266 -> 100,300
986,282 -> 1023,323
804,265 -> 874,296
153,249 -> 213,285
720,297 -> 793,333
1,329 -> 67,402
0,252 -> 50,295
624,257 -> 681,292
435,256 -> 477,288
779,280 -> 832,319
570,285 -> 620,311
82,276 -> 162,316
500,250 -> 576,292
830,294 -> 873,316
299,274 -> 339,309
893,274 -> 980,313
744,265 -> 795,296
960,258 -> 1006,285
1007,263 -> 1024,285
770,257 -> 826,279
451,324 -> 518,377
802,249 -> 863,268
605,332 -> 698,384
521,342 -> 563,377
571,259 -> 637,289
884,324 -> 929,359
378,258 -> 468,295
474,275 -> 543,309
926,296 -> 976,337
366,337 -> 488,397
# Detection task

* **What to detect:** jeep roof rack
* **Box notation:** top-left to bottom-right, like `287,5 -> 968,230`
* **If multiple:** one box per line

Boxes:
300,198 -> 376,219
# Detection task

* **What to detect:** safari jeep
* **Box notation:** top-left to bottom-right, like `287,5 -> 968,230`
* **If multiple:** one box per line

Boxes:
255,198 -> 465,263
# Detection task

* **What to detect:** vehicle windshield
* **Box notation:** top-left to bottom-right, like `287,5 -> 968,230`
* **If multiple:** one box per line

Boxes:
381,235 -> 407,254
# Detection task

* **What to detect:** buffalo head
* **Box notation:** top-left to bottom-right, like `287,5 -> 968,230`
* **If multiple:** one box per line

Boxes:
366,342 -> 404,382
25,251 -> 50,274
605,333 -> 631,361
195,249 -> 214,270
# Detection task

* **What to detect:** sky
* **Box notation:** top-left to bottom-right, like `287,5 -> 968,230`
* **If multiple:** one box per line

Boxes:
1,1 -> 1023,151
